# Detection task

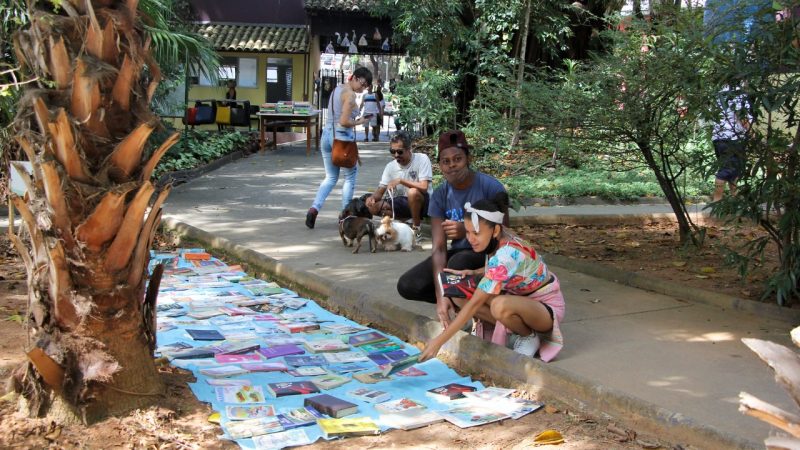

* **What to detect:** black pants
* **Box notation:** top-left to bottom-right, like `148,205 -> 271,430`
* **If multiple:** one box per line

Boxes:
397,248 -> 486,303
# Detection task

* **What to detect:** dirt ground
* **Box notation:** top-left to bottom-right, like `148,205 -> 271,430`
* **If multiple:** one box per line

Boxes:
0,222 -> 756,449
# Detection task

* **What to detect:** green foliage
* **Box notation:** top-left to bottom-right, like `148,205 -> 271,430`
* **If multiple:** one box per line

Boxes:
394,69 -> 458,136
153,129 -> 249,178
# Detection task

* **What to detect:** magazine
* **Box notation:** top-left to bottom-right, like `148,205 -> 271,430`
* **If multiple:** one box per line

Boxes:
436,400 -> 510,428
374,398 -> 426,414
215,385 -> 267,404
225,405 -> 276,420
222,416 -> 282,439
317,417 -> 380,437
251,428 -> 314,448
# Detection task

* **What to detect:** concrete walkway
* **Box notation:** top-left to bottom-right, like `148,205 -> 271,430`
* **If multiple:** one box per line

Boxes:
162,141 -> 797,449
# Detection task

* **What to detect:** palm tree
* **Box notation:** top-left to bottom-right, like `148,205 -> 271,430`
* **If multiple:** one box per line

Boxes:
9,0 -> 214,423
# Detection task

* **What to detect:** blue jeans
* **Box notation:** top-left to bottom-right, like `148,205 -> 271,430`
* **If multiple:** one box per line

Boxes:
311,127 -> 358,212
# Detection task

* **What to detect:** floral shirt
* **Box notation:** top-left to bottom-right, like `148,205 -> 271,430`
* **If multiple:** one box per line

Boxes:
478,238 -> 549,295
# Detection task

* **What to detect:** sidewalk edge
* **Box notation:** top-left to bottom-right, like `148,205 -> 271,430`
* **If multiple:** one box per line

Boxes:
161,217 -> 760,450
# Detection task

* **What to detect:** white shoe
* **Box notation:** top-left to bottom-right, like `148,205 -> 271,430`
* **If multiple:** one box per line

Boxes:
510,333 -> 540,357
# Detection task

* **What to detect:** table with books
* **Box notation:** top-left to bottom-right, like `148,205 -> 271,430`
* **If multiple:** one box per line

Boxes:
152,248 -> 543,449
257,102 -> 320,156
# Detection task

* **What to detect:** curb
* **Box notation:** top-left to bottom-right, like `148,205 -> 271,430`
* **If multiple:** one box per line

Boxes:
509,212 -> 712,227
161,217 -> 760,450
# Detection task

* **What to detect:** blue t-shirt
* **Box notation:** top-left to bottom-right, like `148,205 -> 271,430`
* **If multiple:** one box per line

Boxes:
428,171 -> 507,249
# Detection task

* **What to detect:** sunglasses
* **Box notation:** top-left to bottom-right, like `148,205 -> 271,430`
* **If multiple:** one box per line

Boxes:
358,78 -> 369,89
389,149 -> 406,155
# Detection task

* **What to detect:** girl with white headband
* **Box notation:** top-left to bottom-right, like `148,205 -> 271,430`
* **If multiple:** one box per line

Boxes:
419,195 -> 565,361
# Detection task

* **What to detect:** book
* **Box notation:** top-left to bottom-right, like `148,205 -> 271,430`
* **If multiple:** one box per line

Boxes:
437,401 -> 509,428
222,416 -> 282,439
359,341 -> 402,354
321,323 -> 368,334
266,381 -> 320,397
276,406 -> 324,429
438,271 -> 481,298
214,353 -> 261,364
287,366 -> 328,377
241,362 -> 288,373
395,366 -> 428,377
326,362 -> 373,374
380,354 -> 419,377
367,349 -> 409,366
379,411 -> 445,430
252,428 -> 314,448
183,252 -> 211,260
185,329 -> 225,341
225,405 -> 276,420
317,417 -> 380,438
284,355 -> 327,367
322,351 -> 370,364
219,306 -> 258,316
215,385 -> 267,404
162,346 -> 215,360
303,338 -> 350,353
213,341 -> 261,355
347,387 -> 391,403
374,398 -> 427,414
186,309 -> 225,320
462,387 -> 517,401
310,373 -> 351,390
199,365 -> 248,378
426,383 -> 477,401
304,394 -> 358,418
206,378 -> 252,387
277,322 -> 320,333
352,370 -> 392,384
348,331 -> 389,347
282,298 -> 309,309
257,344 -> 304,359
246,285 -> 285,296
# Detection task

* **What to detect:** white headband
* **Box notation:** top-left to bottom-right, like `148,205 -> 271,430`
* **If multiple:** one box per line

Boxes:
464,202 -> 504,232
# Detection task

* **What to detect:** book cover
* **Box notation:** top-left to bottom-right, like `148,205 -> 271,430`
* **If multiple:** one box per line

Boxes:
219,306 -> 258,316
462,387 -> 517,401
477,397 -> 544,419
380,354 -> 419,377
347,387 -> 391,403
183,252 -> 211,260
257,344 -> 304,359
359,341 -> 402,354
426,383 -> 477,401
215,385 -> 266,404
222,417 -> 282,439
225,405 -> 276,421
326,362 -> 373,374
317,417 -> 380,438
206,378 -> 252,387
240,362 -> 288,373
266,381 -> 320,397
163,347 -> 216,360
199,365 -> 248,378
284,355 -> 327,367
276,406 -> 324,429
374,398 -> 426,414
252,429 -> 314,448
367,349 -> 410,366
437,401 -> 509,428
213,341 -> 260,355
303,339 -> 350,353
395,366 -> 428,377
246,285 -> 285,296
281,312 -> 318,322
214,353 -> 261,364
287,366 -> 328,377
310,373 -> 351,390
348,331 -> 389,347
438,272 -> 481,298
186,309 -> 225,320
185,329 -> 225,341
277,322 -> 320,333
304,394 -> 358,418
282,298 -> 309,309
352,370 -> 392,384
378,411 -> 444,430
321,323 -> 368,335
322,351 -> 370,364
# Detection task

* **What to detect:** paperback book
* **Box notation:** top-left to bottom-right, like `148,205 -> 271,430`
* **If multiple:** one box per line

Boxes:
304,394 -> 358,418
222,417 -> 282,439
378,411 -> 444,430
348,331 -> 389,347
462,387 -> 516,401
437,271 -> 481,299
326,362 -> 373,374
310,373 -> 351,390
374,398 -> 426,414
303,339 -> 351,353
380,354 -> 419,376
322,351 -> 370,364
426,383 -> 477,401
199,365 -> 248,378
215,385 -> 267,404
436,401 -> 509,428
317,417 -> 380,438
321,323 -> 368,334
367,349 -> 410,366
225,405 -> 276,420
266,381 -> 320,397
185,329 -> 225,341
347,387 -> 391,403
277,322 -> 320,333
359,341 -> 402,354
352,370 -> 392,384
287,366 -> 328,377
284,355 -> 327,367
240,362 -> 288,373
251,428 -> 314,448
214,353 -> 261,364
256,344 -> 304,359
206,378 -> 252,387
276,406 -> 324,429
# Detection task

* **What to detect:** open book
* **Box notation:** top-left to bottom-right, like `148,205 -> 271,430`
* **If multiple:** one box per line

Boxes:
438,272 -> 481,299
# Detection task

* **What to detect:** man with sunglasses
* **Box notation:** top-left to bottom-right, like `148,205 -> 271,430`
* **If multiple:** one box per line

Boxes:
365,131 -> 432,238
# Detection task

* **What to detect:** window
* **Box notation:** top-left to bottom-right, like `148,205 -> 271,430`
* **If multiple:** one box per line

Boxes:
218,57 -> 237,86
189,57 -> 257,87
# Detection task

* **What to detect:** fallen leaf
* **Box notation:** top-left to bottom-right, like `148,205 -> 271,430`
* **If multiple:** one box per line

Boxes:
627,241 -> 641,248
533,429 -> 564,446
695,275 -> 709,279
671,261 -> 687,267
544,405 -> 559,414
699,266 -> 716,274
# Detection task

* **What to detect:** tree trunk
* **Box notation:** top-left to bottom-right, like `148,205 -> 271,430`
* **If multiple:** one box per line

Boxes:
510,0 -> 532,148
10,0 -> 176,423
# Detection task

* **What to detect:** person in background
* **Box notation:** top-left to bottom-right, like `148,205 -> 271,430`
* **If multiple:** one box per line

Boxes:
306,67 -> 374,229
374,84 -> 386,139
359,85 -> 382,142
225,80 -> 236,105
365,131 -> 432,239
418,194 -> 565,361
712,85 -> 751,202
396,130 -> 507,324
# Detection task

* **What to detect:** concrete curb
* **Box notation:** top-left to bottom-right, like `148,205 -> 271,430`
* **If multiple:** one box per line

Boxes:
161,217 -> 759,450
509,212 -> 712,227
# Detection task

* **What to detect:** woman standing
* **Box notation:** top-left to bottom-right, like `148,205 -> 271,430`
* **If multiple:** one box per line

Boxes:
306,67 -> 373,229
418,194 -> 566,362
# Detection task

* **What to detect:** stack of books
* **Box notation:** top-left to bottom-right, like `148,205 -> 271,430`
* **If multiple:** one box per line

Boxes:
276,101 -> 294,114
260,102 -> 277,113
293,101 -> 311,114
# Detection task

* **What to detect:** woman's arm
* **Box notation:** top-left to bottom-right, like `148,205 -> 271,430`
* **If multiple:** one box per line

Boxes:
420,288 -> 494,362
430,217 -> 453,327
338,90 -> 367,128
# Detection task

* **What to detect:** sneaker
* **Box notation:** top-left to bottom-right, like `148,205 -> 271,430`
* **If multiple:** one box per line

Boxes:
305,208 -> 318,229
510,333 -> 540,357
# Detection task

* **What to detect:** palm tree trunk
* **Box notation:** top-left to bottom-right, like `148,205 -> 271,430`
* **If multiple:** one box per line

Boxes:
10,0 -> 178,423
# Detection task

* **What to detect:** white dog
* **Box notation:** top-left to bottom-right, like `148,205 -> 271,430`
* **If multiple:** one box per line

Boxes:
375,216 -> 416,252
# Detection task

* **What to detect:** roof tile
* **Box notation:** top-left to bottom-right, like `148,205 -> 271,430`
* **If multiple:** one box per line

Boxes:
192,24 -> 308,53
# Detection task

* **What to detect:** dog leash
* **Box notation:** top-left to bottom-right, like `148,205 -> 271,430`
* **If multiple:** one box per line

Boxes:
386,188 -> 396,220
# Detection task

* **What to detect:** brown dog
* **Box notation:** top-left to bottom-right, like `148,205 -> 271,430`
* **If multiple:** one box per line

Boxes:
339,216 -> 377,254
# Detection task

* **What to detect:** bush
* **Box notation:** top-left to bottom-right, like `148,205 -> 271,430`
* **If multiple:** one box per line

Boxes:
151,127 -> 250,178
